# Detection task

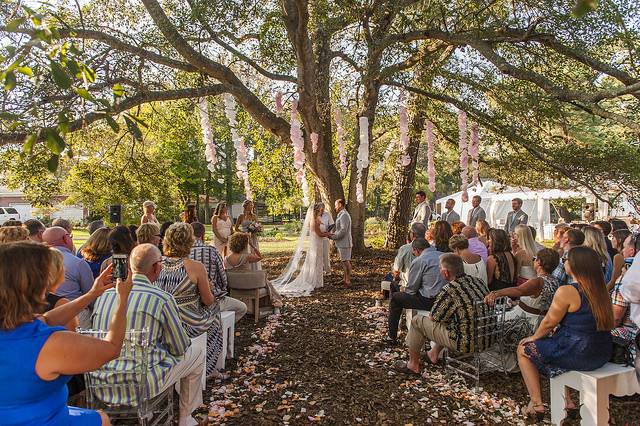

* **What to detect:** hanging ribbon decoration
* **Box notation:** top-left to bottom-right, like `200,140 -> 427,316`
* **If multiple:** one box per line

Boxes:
290,99 -> 310,206
470,122 -> 480,187
197,98 -> 217,173
398,94 -> 411,167
275,91 -> 283,114
223,94 -> 253,201
373,143 -> 395,180
426,120 -> 436,193
356,116 -> 369,203
458,110 -> 469,202
335,109 -> 347,178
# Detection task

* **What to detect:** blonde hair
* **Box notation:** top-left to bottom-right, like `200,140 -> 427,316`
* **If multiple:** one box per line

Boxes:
143,200 -> 155,208
136,223 -> 160,244
582,226 -> 610,266
229,232 -> 249,254
80,227 -> 111,261
513,224 -> 537,259
162,222 -> 195,258
0,226 -> 29,244
48,249 -> 65,291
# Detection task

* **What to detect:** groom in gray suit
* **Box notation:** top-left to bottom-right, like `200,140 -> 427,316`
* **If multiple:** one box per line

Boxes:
331,198 -> 353,287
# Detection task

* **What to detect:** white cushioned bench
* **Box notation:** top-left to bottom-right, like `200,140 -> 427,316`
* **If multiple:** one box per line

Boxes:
550,362 -> 640,425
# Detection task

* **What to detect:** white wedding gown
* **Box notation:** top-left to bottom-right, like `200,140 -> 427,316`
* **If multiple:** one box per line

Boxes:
272,205 -> 325,297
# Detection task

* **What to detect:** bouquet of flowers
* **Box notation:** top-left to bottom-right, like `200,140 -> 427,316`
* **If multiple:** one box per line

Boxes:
246,221 -> 263,235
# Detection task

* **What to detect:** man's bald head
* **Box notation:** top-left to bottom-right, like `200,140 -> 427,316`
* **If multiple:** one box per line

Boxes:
42,226 -> 72,250
130,243 -> 162,279
461,226 -> 478,239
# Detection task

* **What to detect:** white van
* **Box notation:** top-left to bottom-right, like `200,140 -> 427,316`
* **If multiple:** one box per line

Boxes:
0,207 -> 21,224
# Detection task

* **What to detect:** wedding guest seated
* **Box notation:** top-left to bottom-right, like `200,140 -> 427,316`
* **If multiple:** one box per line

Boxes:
47,249 -> 79,331
87,219 -> 105,236
225,232 -> 283,309
592,220 -> 617,261
136,222 -> 161,247
128,225 -> 139,243
395,253 -> 491,375
486,228 -> 517,291
517,247 -> 614,420
553,228 -> 584,287
0,242 -> 129,425
100,225 -> 137,272
611,233 -> 638,348
583,226 -> 613,283
24,218 -> 46,243
391,222 -> 427,290
528,226 -> 545,253
552,223 -> 570,256
449,235 -> 487,285
190,222 -> 247,323
78,227 -> 112,278
52,218 -> 72,233
0,226 -> 29,244
475,219 -> 490,247
512,225 -> 537,284
451,221 -> 465,236
92,243 -> 205,426
159,221 -> 174,254
461,226 -> 488,262
43,226 -> 94,327
155,223 -> 225,380
610,218 -> 629,232
431,220 -> 453,253
485,248 -> 560,371
2,219 -> 22,227
386,238 -> 446,344
607,229 -> 632,291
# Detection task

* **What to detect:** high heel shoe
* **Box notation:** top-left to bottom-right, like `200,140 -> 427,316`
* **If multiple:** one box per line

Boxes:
524,401 -> 545,422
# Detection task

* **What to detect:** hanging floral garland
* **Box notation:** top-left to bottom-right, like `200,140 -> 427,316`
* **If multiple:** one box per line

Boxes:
311,132 -> 319,154
426,120 -> 436,193
290,99 -> 310,206
470,121 -> 480,187
356,116 -> 369,203
197,97 -> 217,173
223,94 -> 253,201
335,109 -> 347,177
458,110 -> 469,202
275,91 -> 283,114
398,94 -> 411,167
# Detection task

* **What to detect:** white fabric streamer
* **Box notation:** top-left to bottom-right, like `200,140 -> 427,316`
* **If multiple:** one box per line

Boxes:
224,94 -> 253,201
335,109 -> 347,177
458,110 -> 469,202
356,116 -> 369,203
290,99 -> 310,206
197,98 -> 217,173
373,142 -> 395,180
426,120 -> 436,193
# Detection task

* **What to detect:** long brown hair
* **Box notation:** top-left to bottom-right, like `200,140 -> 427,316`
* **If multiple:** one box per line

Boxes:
567,247 -> 614,331
488,228 -> 511,254
432,221 -> 453,252
0,242 -> 51,329
80,227 -> 111,261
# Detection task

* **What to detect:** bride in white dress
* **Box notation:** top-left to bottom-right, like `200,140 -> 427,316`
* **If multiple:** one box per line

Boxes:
272,203 -> 333,297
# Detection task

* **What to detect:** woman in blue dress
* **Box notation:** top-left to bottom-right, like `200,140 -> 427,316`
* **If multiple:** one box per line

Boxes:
517,246 -> 614,420
0,242 -> 132,425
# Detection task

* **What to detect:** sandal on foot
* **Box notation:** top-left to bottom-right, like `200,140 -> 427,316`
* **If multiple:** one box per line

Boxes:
393,361 -> 421,377
524,402 -> 545,422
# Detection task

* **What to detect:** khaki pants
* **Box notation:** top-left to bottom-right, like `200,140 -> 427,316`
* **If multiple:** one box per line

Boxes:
158,345 -> 204,419
219,296 -> 247,323
406,315 -> 456,353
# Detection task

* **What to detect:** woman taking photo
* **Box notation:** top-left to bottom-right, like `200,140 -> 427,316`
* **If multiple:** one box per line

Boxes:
211,202 -> 233,257
235,200 -> 262,271
517,247 -> 613,419
155,223 -> 226,380
0,242 -> 132,425
487,228 -> 518,291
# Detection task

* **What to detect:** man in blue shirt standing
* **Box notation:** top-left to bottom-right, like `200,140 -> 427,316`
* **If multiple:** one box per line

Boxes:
43,226 -> 95,327
386,238 -> 447,344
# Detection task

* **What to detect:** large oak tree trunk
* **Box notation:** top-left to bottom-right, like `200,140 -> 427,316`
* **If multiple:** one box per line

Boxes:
385,106 -> 424,249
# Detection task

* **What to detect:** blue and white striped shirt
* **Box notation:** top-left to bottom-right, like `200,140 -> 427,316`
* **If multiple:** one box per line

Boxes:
90,274 -> 191,405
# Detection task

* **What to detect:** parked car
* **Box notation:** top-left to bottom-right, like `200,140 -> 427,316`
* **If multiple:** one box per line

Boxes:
0,207 -> 21,224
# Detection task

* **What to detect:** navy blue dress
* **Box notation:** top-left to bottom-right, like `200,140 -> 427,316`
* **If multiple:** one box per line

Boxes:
524,282 -> 612,377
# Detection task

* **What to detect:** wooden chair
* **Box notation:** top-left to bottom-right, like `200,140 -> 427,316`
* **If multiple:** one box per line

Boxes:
227,270 -> 271,323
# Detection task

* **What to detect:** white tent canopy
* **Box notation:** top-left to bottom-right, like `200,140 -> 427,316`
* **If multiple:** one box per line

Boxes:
435,181 -> 590,240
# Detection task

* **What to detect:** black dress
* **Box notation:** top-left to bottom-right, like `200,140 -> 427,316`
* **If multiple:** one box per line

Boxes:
489,252 -> 517,291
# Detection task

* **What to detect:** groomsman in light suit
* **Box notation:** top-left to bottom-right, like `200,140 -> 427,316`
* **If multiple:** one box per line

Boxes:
331,199 -> 353,287
467,195 -> 486,228
440,199 -> 460,224
504,198 -> 529,234
411,191 -> 431,226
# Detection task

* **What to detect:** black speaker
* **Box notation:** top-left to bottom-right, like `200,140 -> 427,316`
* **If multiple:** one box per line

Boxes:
109,205 -> 122,224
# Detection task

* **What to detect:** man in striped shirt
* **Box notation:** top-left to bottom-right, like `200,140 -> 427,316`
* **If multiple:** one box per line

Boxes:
400,253 -> 491,375
92,244 -> 204,426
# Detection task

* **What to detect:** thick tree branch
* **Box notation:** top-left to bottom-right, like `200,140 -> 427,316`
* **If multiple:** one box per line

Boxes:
0,85 -> 226,146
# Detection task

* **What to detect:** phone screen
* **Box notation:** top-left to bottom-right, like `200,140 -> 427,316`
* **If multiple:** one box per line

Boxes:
112,255 -> 128,280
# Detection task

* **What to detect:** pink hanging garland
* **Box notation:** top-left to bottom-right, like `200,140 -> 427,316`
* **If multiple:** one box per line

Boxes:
470,122 -> 480,187
458,110 -> 469,202
290,99 -> 309,206
426,120 -> 436,193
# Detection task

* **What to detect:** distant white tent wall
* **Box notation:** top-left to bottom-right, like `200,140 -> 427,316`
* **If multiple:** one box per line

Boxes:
435,181 -> 589,240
